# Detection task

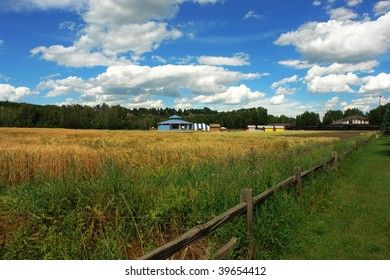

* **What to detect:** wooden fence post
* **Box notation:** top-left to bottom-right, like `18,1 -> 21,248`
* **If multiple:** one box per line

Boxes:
215,237 -> 238,260
294,166 -> 303,196
240,188 -> 254,258
332,151 -> 338,171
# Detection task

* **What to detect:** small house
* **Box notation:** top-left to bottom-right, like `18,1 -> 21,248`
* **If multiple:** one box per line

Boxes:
270,123 -> 294,130
264,125 -> 275,132
274,125 -> 285,132
333,115 -> 369,125
257,125 -> 285,132
247,125 -> 257,132
209,124 -> 221,132
157,115 -> 193,131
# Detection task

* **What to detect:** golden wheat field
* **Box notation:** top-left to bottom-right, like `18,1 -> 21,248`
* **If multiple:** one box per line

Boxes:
0,127 -> 353,186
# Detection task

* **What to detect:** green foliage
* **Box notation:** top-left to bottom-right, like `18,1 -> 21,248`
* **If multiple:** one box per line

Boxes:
322,110 -> 343,126
0,101 -> 271,130
296,111 -> 321,129
268,114 -> 295,125
343,108 -> 365,118
283,138 -> 390,259
381,106 -> 390,136
368,103 -> 389,125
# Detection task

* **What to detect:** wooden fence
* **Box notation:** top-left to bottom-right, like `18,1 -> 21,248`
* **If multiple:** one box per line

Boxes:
138,135 -> 374,260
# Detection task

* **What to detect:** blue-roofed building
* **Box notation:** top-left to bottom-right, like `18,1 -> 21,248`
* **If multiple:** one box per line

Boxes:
157,115 -> 193,131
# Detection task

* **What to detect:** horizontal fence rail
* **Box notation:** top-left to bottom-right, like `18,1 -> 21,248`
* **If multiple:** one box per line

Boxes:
138,135 -> 374,260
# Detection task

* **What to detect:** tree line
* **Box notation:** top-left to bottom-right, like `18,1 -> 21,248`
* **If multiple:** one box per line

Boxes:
0,101 -> 388,130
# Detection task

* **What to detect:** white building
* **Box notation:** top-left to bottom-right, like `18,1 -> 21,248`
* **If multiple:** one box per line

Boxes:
333,115 -> 369,125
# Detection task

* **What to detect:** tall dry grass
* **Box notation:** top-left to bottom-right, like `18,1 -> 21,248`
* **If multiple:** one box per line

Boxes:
0,128 -> 338,186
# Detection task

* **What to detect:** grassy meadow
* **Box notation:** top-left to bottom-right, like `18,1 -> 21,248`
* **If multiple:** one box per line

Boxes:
0,128 -> 374,259
282,136 -> 390,259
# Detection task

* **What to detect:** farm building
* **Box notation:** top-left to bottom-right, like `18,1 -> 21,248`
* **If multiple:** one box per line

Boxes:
257,125 -> 285,132
157,115 -> 193,131
269,123 -> 294,130
273,125 -> 285,132
247,125 -> 257,131
209,124 -> 221,132
264,125 -> 275,132
333,115 -> 369,125
193,123 -> 210,131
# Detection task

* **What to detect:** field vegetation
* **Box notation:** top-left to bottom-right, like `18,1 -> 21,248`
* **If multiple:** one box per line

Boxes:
0,128 -> 374,259
282,136 -> 390,259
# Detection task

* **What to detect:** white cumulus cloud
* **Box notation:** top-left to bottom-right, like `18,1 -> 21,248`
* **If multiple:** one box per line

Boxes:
306,73 -> 361,93
275,87 -> 296,95
269,94 -> 285,105
347,0 -> 362,7
303,61 -> 382,94
38,64 -> 260,106
271,75 -> 299,89
306,61 -> 378,80
278,60 -> 313,69
275,12 -> 390,64
324,96 -> 339,110
374,1 -> 390,16
127,94 -> 164,108
32,21 -> 182,67
31,0 -> 223,67
0,84 -> 36,101
31,45 -> 120,68
329,7 -> 358,21
313,1 -> 322,6
84,0 -> 181,26
271,75 -> 299,96
192,84 -> 265,105
341,96 -> 382,112
198,53 -> 250,66
359,72 -> 390,93
39,76 -> 90,97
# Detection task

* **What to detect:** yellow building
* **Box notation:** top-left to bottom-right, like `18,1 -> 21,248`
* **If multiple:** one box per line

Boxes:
274,125 -> 285,132
258,125 -> 285,132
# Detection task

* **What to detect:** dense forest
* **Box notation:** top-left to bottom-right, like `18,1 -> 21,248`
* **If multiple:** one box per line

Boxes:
0,101 -> 388,130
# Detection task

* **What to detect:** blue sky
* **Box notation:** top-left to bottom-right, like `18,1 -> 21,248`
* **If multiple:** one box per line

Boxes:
1,0 -> 390,118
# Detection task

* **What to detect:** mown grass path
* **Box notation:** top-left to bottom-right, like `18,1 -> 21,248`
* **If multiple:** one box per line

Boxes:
288,136 -> 390,259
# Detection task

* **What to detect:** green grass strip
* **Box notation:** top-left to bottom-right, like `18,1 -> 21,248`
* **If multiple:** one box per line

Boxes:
286,136 -> 390,259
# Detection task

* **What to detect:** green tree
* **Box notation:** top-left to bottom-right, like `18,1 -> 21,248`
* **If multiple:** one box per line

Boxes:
268,114 -> 295,125
344,108 -> 364,118
369,104 -> 389,125
381,106 -> 390,136
278,114 -> 292,124
268,114 -> 278,124
296,111 -> 321,129
322,110 -> 343,126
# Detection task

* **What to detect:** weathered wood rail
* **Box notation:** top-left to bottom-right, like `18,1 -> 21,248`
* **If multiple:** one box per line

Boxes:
138,135 -> 374,260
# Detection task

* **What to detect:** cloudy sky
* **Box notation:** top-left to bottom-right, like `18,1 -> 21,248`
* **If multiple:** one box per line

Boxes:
1,0 -> 390,117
